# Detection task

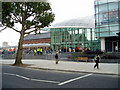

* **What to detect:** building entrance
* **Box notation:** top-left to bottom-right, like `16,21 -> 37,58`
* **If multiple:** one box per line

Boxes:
112,41 -> 118,52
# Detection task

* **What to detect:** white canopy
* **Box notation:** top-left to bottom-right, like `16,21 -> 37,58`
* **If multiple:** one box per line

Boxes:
23,43 -> 50,48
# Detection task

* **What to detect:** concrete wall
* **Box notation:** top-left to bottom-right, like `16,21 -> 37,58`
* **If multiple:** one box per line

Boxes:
101,38 -> 105,52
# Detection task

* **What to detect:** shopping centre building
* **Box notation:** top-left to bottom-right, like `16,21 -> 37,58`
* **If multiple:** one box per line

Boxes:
94,0 -> 120,52
44,16 -> 100,52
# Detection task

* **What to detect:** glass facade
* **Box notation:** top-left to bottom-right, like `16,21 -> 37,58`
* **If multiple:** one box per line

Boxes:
49,27 -> 100,51
95,0 -> 120,37
43,16 -> 100,52
95,0 -> 120,52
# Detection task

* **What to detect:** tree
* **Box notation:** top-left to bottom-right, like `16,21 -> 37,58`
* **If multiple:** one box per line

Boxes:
1,2 -> 55,65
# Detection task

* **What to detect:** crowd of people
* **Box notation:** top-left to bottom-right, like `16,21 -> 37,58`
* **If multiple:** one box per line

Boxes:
23,47 -> 53,56
0,47 -> 53,56
0,46 -> 92,56
0,48 -> 17,55
56,47 -> 91,53
0,46 -> 102,68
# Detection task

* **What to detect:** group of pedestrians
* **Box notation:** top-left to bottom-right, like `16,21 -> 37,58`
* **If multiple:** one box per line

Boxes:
33,48 -> 43,55
23,47 -> 53,56
1,48 -> 16,55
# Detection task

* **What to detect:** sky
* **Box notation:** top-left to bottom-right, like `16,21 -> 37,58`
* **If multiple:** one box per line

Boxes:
0,0 -> 95,47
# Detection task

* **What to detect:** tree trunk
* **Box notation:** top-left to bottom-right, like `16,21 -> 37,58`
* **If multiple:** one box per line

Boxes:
14,30 -> 25,65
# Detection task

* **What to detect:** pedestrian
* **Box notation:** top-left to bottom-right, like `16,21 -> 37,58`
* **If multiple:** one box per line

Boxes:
55,52 -> 59,64
37,48 -> 40,55
40,48 -> 43,55
94,55 -> 100,69
33,49 -> 37,56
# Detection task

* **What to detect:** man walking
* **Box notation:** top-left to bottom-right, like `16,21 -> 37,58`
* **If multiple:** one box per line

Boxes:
94,55 -> 100,69
55,52 -> 59,64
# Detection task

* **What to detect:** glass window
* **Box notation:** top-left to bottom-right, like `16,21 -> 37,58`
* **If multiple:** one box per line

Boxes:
78,29 -> 82,34
95,28 -> 100,32
96,22 -> 101,26
99,4 -> 108,12
94,0 -> 98,5
100,26 -> 109,32
108,10 -> 119,24
99,24 -> 109,27
92,30 -> 95,40
109,23 -> 119,26
95,14 -> 99,23
108,0 -> 118,3
110,31 -> 119,36
75,30 -> 78,34
118,1 -> 120,10
98,0 -> 107,4
86,29 -> 91,40
100,12 -> 109,25
108,2 -> 118,11
110,25 -> 119,31
100,32 -> 110,37
96,33 -> 100,38
95,6 -> 99,14
99,12 -> 107,23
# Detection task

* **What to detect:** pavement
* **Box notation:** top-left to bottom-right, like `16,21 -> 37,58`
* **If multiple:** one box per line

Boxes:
0,59 -> 120,75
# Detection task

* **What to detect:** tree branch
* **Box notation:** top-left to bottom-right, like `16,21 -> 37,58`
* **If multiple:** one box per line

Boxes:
12,13 -> 22,24
11,16 -> 19,23
26,26 -> 36,30
0,26 -> 20,33
0,26 -> 7,31
9,26 -> 21,33
24,29 -> 37,35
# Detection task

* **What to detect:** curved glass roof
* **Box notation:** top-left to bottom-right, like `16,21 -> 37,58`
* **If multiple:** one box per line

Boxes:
51,16 -> 95,28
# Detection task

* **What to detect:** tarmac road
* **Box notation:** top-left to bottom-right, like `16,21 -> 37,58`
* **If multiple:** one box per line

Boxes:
2,65 -> 119,88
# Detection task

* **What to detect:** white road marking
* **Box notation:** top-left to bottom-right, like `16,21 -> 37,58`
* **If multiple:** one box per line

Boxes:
58,73 -> 93,86
2,72 -> 60,84
2,72 -> 93,85
31,79 -> 60,84
4,73 -> 16,76
15,74 -> 30,80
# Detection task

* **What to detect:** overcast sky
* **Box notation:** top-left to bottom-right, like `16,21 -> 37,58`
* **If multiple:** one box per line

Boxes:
0,0 -> 95,46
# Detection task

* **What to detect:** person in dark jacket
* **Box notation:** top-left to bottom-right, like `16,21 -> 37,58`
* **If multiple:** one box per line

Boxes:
55,52 -> 59,64
94,55 -> 100,69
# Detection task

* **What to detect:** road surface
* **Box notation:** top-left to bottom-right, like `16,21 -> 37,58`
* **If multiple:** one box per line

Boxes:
2,65 -> 119,88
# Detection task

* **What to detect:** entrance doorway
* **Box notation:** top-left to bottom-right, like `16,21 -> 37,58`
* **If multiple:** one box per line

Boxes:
112,41 -> 118,52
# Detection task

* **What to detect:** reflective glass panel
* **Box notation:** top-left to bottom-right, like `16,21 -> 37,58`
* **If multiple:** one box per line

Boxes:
99,4 -> 108,12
